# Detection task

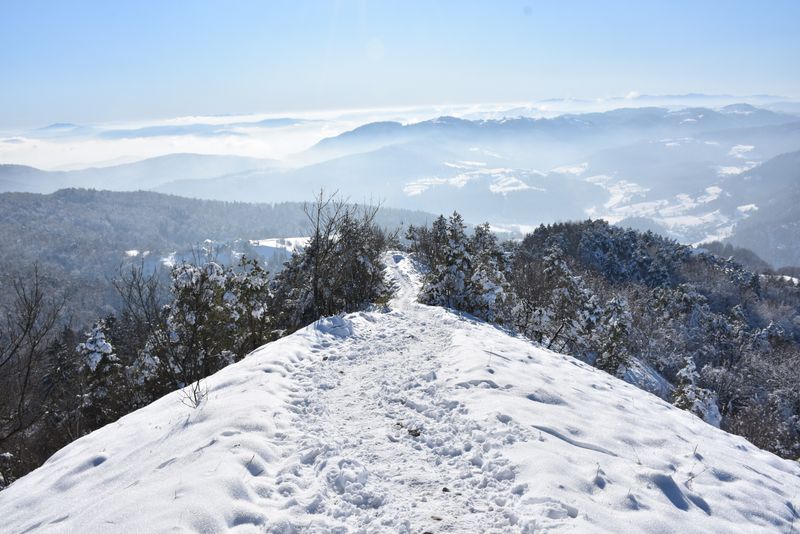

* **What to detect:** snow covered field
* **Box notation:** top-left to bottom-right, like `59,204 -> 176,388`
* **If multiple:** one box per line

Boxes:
249,237 -> 310,264
0,253 -> 798,533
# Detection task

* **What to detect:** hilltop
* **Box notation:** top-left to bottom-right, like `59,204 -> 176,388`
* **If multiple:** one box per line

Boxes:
0,253 -> 797,533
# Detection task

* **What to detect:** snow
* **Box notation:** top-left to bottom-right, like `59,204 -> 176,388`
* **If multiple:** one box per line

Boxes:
550,162 -> 588,175
728,145 -> 754,158
737,203 -> 759,213
249,237 -> 309,256
1,252 -> 799,533
77,323 -> 115,372
444,161 -> 487,169
584,175 -> 649,210
468,146 -> 503,159
585,175 -> 743,243
761,274 -> 800,286
489,176 -> 535,194
160,252 -> 178,268
403,165 -> 543,197
403,174 -> 474,196
489,223 -> 540,236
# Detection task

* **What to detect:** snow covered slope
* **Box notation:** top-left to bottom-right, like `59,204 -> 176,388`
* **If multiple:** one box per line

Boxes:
1,253 -> 799,533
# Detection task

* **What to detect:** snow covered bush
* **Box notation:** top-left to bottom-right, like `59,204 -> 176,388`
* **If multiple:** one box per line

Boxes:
271,193 -> 394,334
673,356 -> 722,426
77,321 -> 116,373
133,257 -> 274,396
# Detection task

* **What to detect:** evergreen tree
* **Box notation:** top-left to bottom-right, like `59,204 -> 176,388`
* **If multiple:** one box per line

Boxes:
595,297 -> 631,378
270,197 -> 392,334
467,223 -> 512,323
420,212 -> 471,309
228,257 -> 273,355
673,356 -> 722,426
134,262 -> 236,393
429,215 -> 449,269
77,320 -> 124,427
538,245 -> 599,353
42,326 -> 85,444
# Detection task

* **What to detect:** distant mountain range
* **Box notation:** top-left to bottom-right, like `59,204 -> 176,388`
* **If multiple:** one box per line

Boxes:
0,153 -> 276,193
2,104 -> 799,266
723,150 -> 800,267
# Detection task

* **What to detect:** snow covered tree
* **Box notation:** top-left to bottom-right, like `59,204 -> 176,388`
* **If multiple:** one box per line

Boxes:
531,244 -> 601,355
270,193 -> 393,334
78,320 -> 116,375
466,223 -> 512,323
594,296 -> 632,378
419,212 -> 472,309
673,356 -> 722,426
77,319 -> 124,427
327,209 -> 391,313
428,215 -> 449,269
227,257 -> 273,355
133,261 -> 236,395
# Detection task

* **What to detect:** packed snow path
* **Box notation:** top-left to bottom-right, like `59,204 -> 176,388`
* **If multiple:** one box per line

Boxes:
283,256 -> 532,531
1,252 -> 799,533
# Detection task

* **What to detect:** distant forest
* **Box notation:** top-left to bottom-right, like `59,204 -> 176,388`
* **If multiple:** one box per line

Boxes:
0,188 -> 434,325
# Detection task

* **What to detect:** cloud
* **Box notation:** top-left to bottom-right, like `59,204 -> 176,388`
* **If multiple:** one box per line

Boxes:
0,114 -> 353,169
3,106 -> 488,169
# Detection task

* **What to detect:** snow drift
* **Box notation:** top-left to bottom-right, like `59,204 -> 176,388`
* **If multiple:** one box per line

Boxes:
0,253 -> 798,533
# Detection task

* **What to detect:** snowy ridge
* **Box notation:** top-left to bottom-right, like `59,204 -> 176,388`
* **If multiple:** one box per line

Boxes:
1,253 -> 799,533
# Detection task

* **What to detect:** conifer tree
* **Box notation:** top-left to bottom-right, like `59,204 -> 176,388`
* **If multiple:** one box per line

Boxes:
467,223 -> 512,323
595,297 -> 631,378
420,212 -> 471,308
673,356 -> 722,426
77,320 -> 123,426
228,257 -> 273,355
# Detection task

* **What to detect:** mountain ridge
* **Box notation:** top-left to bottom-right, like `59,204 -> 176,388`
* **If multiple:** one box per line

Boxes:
1,252 -> 797,532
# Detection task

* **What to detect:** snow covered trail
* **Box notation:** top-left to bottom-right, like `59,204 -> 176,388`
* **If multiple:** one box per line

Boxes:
277,255 -> 535,531
1,252 -> 799,533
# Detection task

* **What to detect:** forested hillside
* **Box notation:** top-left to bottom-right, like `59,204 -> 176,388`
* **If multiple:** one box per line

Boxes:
0,189 -> 432,324
408,216 -> 800,458
0,196 -> 399,487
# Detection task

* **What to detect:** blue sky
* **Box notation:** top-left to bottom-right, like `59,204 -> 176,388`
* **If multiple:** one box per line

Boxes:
1,0 -> 799,127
